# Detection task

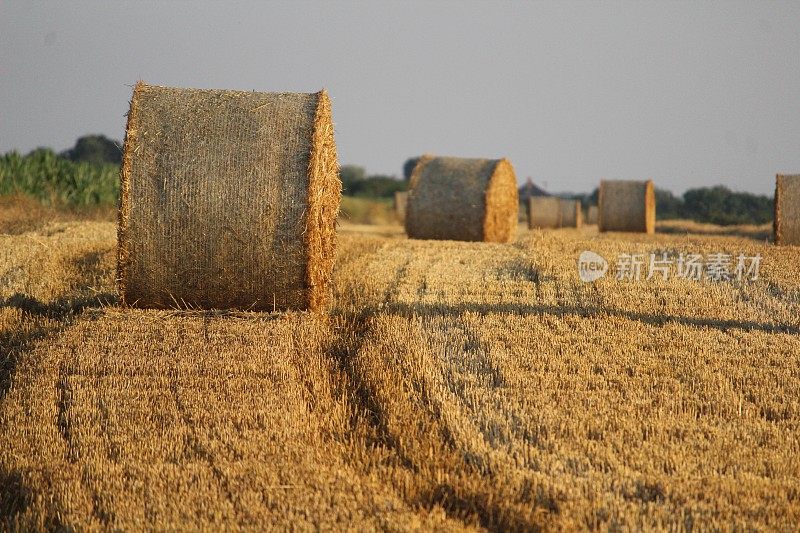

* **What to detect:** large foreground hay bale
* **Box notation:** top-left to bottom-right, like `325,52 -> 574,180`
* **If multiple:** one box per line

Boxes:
405,156 -> 518,242
598,179 -> 655,234
527,197 -> 561,229
118,82 -> 340,311
586,205 -> 599,225
394,191 -> 408,223
775,174 -> 800,245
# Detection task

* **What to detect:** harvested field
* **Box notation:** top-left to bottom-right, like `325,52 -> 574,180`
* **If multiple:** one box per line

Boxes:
658,219 -> 773,242
2,210 -> 800,530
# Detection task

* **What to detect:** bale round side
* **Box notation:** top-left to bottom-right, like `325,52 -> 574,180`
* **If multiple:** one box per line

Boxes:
117,83 -> 340,311
528,197 -> 561,229
405,156 -> 518,242
559,199 -> 582,228
775,174 -> 800,246
598,179 -> 655,234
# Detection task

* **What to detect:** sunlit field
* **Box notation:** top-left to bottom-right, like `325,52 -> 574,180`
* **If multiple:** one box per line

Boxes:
1,208 -> 799,530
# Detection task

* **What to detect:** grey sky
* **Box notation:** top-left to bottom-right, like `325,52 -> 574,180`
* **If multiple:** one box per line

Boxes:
2,1 -> 799,195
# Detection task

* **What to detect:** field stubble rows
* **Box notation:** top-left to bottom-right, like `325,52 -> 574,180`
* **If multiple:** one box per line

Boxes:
1,218 -> 799,530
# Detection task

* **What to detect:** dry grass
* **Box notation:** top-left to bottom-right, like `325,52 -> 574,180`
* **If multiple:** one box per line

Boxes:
339,196 -> 396,226
1,206 -> 799,529
658,219 -> 773,242
0,195 -> 114,235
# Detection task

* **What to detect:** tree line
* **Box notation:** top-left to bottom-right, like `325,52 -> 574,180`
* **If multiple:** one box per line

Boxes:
568,186 -> 773,226
0,139 -> 775,225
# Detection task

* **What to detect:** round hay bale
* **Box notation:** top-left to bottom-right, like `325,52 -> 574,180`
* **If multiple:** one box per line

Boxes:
598,179 -> 655,234
394,191 -> 408,223
775,174 -> 800,246
405,156 -> 518,242
559,199 -> 582,228
118,82 -> 340,311
586,205 -> 599,225
527,197 -> 561,229
528,197 -> 582,228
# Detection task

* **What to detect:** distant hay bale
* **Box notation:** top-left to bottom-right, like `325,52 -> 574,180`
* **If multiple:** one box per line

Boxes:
527,197 -> 581,228
405,156 -> 518,242
394,191 -> 408,223
527,197 -> 561,229
775,174 -> 800,245
559,199 -> 582,228
586,205 -> 599,225
598,179 -> 655,234
118,82 -> 340,311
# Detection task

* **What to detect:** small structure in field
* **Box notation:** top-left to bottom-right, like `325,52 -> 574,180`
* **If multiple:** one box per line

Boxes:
598,179 -> 655,234
394,191 -> 408,223
118,82 -> 340,311
586,205 -> 599,225
405,155 -> 518,242
775,174 -> 800,245
527,197 -> 582,228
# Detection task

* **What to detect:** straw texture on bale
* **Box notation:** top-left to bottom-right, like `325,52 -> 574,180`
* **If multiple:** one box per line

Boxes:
559,199 -> 582,228
394,191 -> 408,223
405,156 -> 518,242
527,197 -> 582,228
598,179 -> 656,234
118,82 -> 340,311
775,174 -> 800,245
527,197 -> 561,229
586,205 -> 599,225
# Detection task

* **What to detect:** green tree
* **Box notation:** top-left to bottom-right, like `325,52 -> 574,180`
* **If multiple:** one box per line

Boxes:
60,134 -> 122,165
357,175 -> 406,198
655,188 -> 683,219
682,186 -> 772,225
339,165 -> 367,195
340,165 -> 406,198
